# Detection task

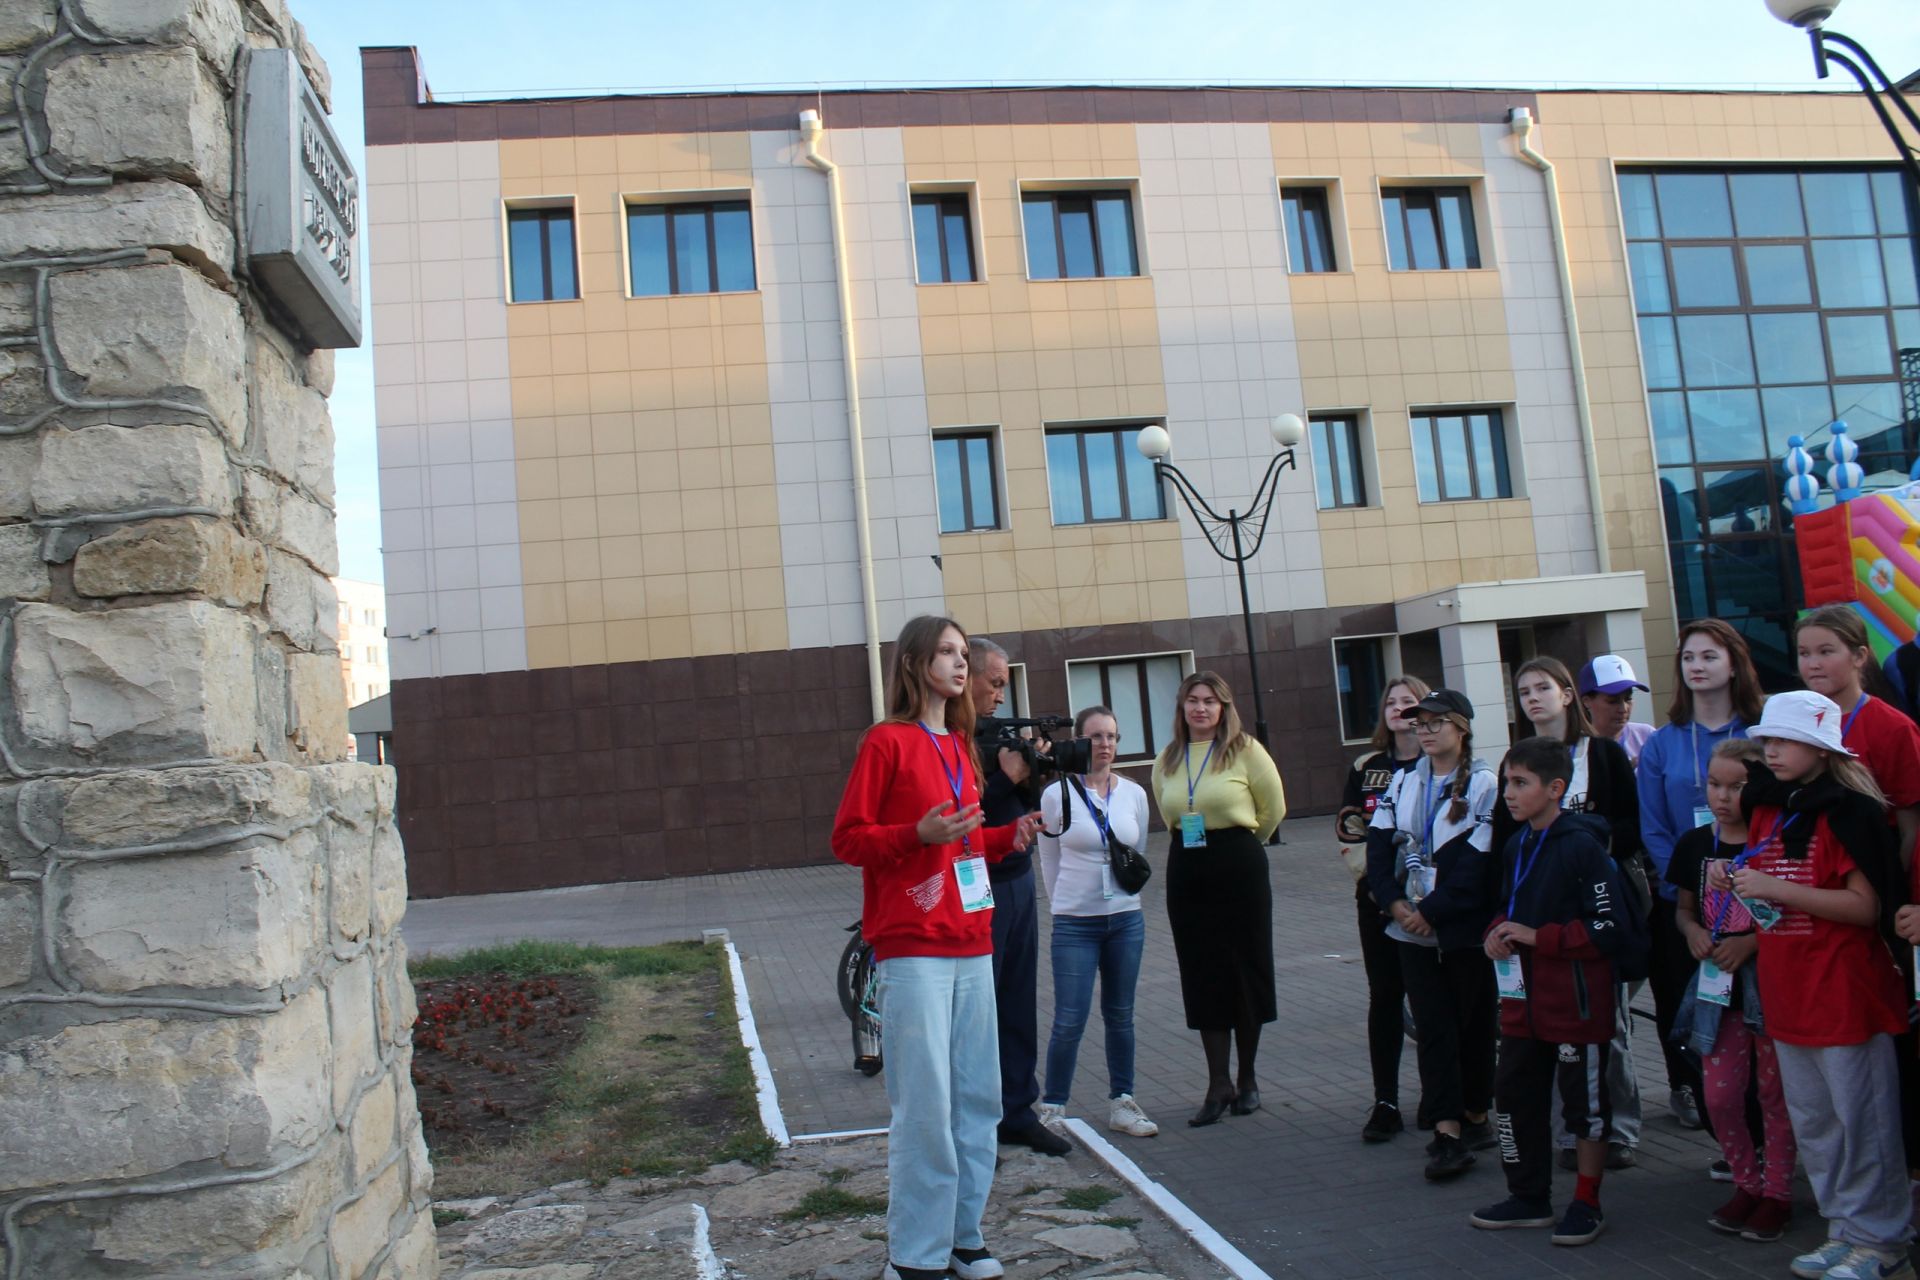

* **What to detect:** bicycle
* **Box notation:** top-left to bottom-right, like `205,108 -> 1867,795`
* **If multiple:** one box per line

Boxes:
838,920 -> 883,1076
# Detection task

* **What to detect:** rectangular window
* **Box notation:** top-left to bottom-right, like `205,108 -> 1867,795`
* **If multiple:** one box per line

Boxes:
1066,653 -> 1189,763
1022,191 -> 1139,280
1382,187 -> 1481,271
1044,425 -> 1165,525
506,206 -> 578,302
1411,408 -> 1512,502
1281,187 -> 1337,273
911,194 -> 977,284
931,430 -> 1001,533
1334,637 -> 1390,743
1310,414 -> 1367,508
627,200 -> 755,297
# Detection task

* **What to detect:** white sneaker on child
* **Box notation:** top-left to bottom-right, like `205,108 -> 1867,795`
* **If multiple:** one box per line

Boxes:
1108,1094 -> 1159,1137
1793,1241 -> 1856,1280
1824,1248 -> 1916,1280
1035,1102 -> 1066,1131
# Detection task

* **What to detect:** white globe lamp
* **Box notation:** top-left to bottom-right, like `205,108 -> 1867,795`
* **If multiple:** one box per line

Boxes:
1271,413 -> 1306,449
1136,424 -> 1172,461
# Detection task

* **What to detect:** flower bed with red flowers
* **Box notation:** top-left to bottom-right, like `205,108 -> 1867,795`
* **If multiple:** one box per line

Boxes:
410,972 -> 595,1151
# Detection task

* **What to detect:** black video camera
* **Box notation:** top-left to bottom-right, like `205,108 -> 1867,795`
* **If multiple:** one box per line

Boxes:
976,714 -> 1095,781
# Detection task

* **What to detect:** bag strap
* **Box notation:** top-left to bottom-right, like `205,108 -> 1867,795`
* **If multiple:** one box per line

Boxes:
1066,775 -> 1104,847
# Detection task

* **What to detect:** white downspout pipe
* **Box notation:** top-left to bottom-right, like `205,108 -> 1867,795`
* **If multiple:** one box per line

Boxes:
799,109 -> 885,720
1509,106 -> 1612,575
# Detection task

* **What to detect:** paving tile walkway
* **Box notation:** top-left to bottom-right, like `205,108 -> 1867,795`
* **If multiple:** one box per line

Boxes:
405,815 -> 1838,1278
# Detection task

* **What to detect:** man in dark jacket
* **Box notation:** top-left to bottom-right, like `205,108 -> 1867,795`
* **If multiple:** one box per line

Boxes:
1470,737 -> 1648,1248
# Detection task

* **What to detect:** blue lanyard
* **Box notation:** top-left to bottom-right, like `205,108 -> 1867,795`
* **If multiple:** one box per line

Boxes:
1508,822 -> 1550,918
917,722 -> 970,851
1713,812 -> 1799,932
1085,776 -> 1113,844
1707,825 -> 1742,934
1184,740 -> 1218,812
1843,694 -> 1869,742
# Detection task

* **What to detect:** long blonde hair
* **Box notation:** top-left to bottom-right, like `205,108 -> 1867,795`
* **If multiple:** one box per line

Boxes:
1826,752 -> 1890,811
880,614 -> 981,778
1156,671 -> 1250,775
1370,675 -> 1431,752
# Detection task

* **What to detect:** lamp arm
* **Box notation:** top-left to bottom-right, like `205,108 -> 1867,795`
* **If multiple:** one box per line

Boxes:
1817,47 -> 1920,187
1819,30 -> 1920,135
1153,460 -> 1229,525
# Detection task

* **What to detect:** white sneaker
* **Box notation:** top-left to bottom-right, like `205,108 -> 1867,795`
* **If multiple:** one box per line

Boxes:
1826,1248 -> 1916,1280
1794,1241 -> 1860,1280
949,1247 -> 1005,1280
1036,1102 -> 1067,1131
1108,1094 -> 1159,1137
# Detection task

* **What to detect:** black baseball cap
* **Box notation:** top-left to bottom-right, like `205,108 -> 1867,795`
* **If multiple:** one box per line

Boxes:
1412,689 -> 1474,721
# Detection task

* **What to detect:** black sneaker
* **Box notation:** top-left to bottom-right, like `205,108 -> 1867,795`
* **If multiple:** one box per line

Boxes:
1362,1101 -> 1404,1143
1461,1118 -> 1497,1151
1470,1196 -> 1556,1229
998,1119 -> 1071,1157
949,1246 -> 1004,1280
1708,1157 -> 1734,1182
885,1267 -> 950,1280
1424,1133 -> 1475,1181
1551,1199 -> 1605,1247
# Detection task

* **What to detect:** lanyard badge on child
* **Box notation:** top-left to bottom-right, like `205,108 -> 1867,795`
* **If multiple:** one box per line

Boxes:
918,722 -> 971,853
1736,811 -> 1797,931
1508,823 -> 1549,919
1842,694 -> 1869,743
1181,740 -> 1217,845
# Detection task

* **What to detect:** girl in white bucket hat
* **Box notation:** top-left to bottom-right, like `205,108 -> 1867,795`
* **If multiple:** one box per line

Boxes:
1721,689 -> 1912,1280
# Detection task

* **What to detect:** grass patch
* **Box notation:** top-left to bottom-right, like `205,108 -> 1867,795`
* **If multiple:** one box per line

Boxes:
1096,1216 -> 1140,1229
784,1186 -> 890,1221
431,1207 -> 467,1227
420,940 -> 776,1196
1060,1186 -> 1121,1212
1016,1184 -> 1045,1197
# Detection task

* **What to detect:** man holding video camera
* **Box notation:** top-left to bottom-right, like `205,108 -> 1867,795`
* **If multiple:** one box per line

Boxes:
968,637 -> 1072,1156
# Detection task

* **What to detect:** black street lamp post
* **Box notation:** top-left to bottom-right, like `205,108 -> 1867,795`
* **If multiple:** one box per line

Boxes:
1766,0 -> 1920,188
1135,413 -> 1307,754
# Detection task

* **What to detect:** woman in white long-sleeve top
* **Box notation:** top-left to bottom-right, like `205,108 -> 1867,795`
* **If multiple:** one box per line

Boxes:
1035,705 -> 1159,1138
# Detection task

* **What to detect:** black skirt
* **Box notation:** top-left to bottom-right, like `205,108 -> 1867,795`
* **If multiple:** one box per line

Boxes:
1166,826 -> 1276,1031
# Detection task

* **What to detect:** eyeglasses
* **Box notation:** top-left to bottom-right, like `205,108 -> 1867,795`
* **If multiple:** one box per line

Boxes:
1413,720 -> 1450,734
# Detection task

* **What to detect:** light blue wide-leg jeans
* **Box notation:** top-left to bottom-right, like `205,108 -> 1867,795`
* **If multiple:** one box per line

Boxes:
878,954 -> 1000,1271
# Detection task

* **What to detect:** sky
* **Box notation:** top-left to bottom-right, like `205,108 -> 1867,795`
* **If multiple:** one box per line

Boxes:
296,0 -> 1920,585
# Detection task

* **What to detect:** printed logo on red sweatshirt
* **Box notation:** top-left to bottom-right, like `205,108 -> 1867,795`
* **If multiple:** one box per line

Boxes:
907,871 -> 946,914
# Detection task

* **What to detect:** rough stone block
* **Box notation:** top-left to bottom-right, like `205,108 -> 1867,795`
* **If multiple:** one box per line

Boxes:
11,600 -> 260,764
328,953 -> 379,1114
330,1161 -> 404,1280
0,988 -> 329,1193
0,2 -> 54,51
0,883 -> 35,987
47,262 -> 247,440
0,523 -> 49,600
261,548 -> 334,653
374,940 -> 417,1049
379,1211 -> 438,1280
58,831 -> 323,992
244,472 -> 340,576
329,815 -> 370,944
370,819 -> 408,938
253,334 -> 335,502
350,1072 -> 396,1181
33,422 -> 232,518
289,650 -> 348,760
306,346 -> 336,397
0,434 -> 35,520
87,1137 -> 342,1267
0,184 -> 235,285
45,48 -> 231,196
290,16 -> 332,110
30,761 -> 312,850
73,516 -> 266,604
73,0 -> 247,78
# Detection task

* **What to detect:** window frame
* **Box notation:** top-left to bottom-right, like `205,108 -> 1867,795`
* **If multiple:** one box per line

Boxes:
1308,411 -> 1370,509
1380,184 -> 1484,272
909,187 -> 981,285
1409,406 -> 1516,503
621,191 -> 757,298
1018,183 -> 1144,281
1063,650 -> 1196,766
1332,634 -> 1403,746
1280,184 -> 1340,274
930,427 -> 1004,534
1043,421 -> 1168,527
502,199 -> 581,304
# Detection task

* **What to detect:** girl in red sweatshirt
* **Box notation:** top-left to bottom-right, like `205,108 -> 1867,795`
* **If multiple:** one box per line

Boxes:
832,615 -> 1042,1280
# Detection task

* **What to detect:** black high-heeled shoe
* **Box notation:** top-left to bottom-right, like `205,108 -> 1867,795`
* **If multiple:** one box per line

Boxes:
1188,1095 -> 1232,1127
1231,1087 -> 1261,1116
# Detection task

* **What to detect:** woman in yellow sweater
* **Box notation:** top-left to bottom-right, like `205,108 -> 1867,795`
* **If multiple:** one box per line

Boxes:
1151,671 -> 1287,1127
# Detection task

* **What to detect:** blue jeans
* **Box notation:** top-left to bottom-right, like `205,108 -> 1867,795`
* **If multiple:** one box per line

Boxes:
877,954 -> 1000,1270
1042,910 -> 1145,1105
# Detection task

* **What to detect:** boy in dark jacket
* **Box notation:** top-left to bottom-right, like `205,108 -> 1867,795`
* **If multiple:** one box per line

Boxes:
1470,737 -> 1646,1247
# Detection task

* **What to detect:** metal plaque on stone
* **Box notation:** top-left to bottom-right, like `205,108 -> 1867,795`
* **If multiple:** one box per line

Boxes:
243,49 -> 362,348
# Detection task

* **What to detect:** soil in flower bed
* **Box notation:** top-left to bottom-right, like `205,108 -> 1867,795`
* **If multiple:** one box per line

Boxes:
411,972 -> 597,1151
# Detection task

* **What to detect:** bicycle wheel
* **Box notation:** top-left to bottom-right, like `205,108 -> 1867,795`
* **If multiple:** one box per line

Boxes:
837,925 -> 866,1021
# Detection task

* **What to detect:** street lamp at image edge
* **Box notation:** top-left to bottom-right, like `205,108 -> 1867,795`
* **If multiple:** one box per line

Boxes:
1765,0 -> 1920,187
1136,415 -> 1305,844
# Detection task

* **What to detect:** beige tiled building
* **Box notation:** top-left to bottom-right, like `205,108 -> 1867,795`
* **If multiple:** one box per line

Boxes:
361,48 -> 1918,895
334,576 -> 391,710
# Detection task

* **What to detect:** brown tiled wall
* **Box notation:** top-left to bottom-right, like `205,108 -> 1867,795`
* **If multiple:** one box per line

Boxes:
394,605 -> 1395,897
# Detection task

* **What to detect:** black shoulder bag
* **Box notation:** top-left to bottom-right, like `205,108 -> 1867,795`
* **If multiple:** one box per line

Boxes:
1068,776 -> 1152,895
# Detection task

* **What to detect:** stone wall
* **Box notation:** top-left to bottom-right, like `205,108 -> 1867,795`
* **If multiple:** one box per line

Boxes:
0,2 -> 436,1276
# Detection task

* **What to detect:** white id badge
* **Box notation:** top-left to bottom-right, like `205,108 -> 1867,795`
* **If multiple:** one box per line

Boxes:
1406,865 -> 1437,903
1913,945 -> 1920,1001
954,857 -> 994,913
1697,959 -> 1734,1006
1494,955 -> 1526,1000
1102,863 -> 1115,901
1693,805 -> 1714,830
1180,812 -> 1205,844
1743,896 -> 1783,931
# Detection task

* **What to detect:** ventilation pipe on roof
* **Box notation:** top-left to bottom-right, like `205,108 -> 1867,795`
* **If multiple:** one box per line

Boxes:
799,108 -> 885,720
1509,105 -> 1612,575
